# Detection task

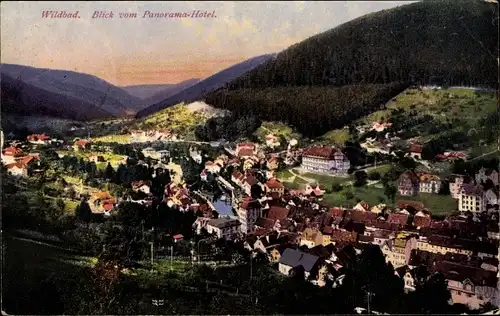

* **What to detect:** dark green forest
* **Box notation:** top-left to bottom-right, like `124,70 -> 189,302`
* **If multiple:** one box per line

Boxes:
205,0 -> 498,137
206,83 -> 408,137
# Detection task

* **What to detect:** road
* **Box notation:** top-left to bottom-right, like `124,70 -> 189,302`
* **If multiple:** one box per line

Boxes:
288,168 -> 315,183
469,150 -> 498,161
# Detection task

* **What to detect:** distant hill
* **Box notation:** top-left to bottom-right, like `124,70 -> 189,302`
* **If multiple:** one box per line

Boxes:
141,78 -> 201,105
1,63 -> 143,116
1,73 -> 114,121
122,78 -> 201,103
205,0 -> 498,137
122,84 -> 175,99
135,54 -> 276,118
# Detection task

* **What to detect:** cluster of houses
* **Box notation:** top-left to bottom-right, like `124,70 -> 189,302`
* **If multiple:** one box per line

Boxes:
237,193 -> 499,309
180,140 -> 499,310
130,129 -> 179,143
3,127 -> 498,311
397,168 -> 500,213
1,145 -> 40,177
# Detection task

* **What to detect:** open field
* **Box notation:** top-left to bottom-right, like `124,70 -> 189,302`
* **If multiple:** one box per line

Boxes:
318,128 -> 350,146
361,87 -> 496,125
302,172 -> 352,186
92,134 -> 132,144
322,186 -> 457,216
57,150 -> 126,169
254,121 -> 303,143
275,169 -> 294,180
364,163 -> 392,176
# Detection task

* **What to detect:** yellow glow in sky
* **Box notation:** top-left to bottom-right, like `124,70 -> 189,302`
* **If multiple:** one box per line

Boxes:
1,1 -> 415,86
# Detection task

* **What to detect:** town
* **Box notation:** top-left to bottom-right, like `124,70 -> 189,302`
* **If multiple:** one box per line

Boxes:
2,0 -> 498,314
2,100 -> 499,314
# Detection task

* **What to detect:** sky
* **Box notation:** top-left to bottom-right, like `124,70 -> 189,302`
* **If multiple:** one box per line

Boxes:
1,1 -> 415,86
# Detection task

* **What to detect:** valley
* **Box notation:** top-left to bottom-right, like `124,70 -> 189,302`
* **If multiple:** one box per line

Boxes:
2,0 -> 499,315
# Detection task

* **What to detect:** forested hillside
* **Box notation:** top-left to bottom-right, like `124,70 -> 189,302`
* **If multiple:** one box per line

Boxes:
206,83 -> 407,137
205,0 -> 498,137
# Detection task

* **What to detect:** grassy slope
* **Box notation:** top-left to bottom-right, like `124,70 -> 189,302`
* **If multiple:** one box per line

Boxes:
3,236 -> 94,314
129,103 -> 210,140
361,88 -> 496,134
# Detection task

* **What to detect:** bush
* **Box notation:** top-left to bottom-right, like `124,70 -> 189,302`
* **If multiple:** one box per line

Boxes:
344,191 -> 354,200
331,183 -> 343,192
368,172 -> 381,181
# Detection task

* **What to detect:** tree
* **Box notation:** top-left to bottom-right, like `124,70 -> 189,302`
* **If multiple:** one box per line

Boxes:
368,172 -> 381,181
383,182 -> 397,204
414,272 -> 451,314
438,180 -> 450,195
353,171 -> 368,187
250,184 -> 263,199
344,191 -> 354,200
75,200 -> 92,223
397,157 -> 417,171
105,163 -> 115,181
331,182 -> 343,192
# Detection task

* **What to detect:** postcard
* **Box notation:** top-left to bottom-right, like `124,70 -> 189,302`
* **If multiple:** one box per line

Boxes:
1,1 -> 499,315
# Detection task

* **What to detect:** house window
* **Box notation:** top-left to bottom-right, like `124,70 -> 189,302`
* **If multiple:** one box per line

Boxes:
478,295 -> 483,300
466,293 -> 472,298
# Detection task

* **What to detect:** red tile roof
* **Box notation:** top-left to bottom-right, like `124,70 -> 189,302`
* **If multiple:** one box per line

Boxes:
238,142 -> 255,149
173,234 -> 183,240
268,206 -> 289,221
345,209 -> 377,224
103,203 -> 114,211
241,197 -> 262,210
409,144 -> 423,153
303,146 -> 342,160
74,139 -> 89,147
432,261 -> 497,288
2,146 -> 24,157
238,148 -> 255,158
27,134 -> 50,141
413,214 -> 432,228
244,175 -> 259,186
255,217 -> 276,229
388,213 -> 409,226
266,178 -> 284,189
330,229 -> 358,243
132,180 -> 152,189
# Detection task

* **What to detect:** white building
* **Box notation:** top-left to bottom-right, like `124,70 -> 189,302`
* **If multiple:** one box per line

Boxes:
205,217 -> 241,240
142,147 -> 160,160
189,148 -> 203,164
449,174 -> 474,199
417,173 -> 441,194
458,184 -> 486,213
476,168 -> 499,186
235,196 -> 263,234
300,146 -> 350,175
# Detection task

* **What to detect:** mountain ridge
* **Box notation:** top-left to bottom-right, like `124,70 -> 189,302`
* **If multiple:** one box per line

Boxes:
135,53 -> 277,118
1,72 -> 115,121
1,63 -> 143,116
205,0 -> 498,137
122,78 -> 201,101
